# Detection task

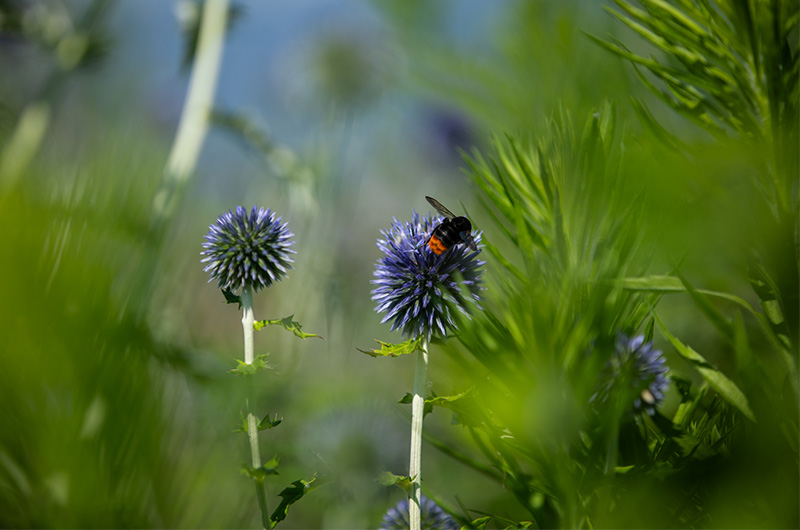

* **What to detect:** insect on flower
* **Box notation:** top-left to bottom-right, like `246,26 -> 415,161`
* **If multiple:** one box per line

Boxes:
425,196 -> 478,255
372,211 -> 484,341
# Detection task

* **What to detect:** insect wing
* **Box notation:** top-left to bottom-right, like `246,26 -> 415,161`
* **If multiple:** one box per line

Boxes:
425,196 -> 457,219
462,232 -> 478,252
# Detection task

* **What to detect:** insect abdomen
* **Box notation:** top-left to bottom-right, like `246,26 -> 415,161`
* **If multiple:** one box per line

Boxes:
428,235 -> 448,255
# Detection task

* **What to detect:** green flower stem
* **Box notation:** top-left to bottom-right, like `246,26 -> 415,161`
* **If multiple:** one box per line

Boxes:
242,284 -> 255,365
154,0 -> 229,223
247,394 -> 269,530
408,338 -> 429,530
241,283 -> 269,528
254,479 -> 270,530
247,408 -> 261,468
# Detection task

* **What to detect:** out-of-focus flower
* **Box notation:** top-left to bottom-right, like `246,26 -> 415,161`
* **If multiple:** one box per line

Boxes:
379,496 -> 459,530
593,334 -> 670,415
201,205 -> 294,292
372,211 -> 484,341
422,107 -> 476,167
278,25 -> 394,115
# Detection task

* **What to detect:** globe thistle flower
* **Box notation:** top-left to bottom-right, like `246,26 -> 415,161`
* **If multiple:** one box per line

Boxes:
371,210 -> 484,341
201,205 -> 294,292
379,496 -> 459,530
594,334 -> 670,415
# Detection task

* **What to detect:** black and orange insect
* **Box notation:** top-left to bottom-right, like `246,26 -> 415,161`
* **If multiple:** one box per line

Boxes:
425,196 -> 478,254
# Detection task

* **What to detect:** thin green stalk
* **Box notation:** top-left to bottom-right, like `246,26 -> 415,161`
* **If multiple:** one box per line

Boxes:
424,431 -> 502,482
408,338 -> 429,530
153,0 -> 230,224
242,284 -> 255,365
0,102 -> 50,191
254,479 -> 270,530
242,284 -> 269,528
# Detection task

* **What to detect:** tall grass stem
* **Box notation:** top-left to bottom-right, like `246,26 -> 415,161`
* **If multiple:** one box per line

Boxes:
155,0 -> 229,222
0,102 -> 50,191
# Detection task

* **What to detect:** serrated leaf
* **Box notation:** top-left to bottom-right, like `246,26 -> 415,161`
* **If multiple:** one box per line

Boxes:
254,315 -> 323,340
471,516 -> 491,529
378,471 -> 414,493
399,390 -> 474,419
358,337 -> 421,357
425,389 -> 473,409
241,456 -> 280,481
221,287 -> 242,308
234,414 -> 248,433
258,413 -> 282,431
398,393 -> 414,404
270,475 -> 323,525
229,354 -> 272,375
262,455 -> 280,474
398,392 -> 434,417
235,412 -> 279,433
654,313 -> 755,422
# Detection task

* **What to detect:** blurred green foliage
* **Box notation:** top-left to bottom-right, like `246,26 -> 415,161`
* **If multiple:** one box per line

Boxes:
0,0 -> 797,528
429,0 -> 798,527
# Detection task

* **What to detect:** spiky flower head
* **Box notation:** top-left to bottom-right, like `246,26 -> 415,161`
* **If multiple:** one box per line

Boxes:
379,496 -> 459,530
372,210 -> 484,341
201,205 -> 294,292
594,334 -> 670,415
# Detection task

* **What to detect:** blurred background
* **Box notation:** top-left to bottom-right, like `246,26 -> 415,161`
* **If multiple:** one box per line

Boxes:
1,0 -> 795,528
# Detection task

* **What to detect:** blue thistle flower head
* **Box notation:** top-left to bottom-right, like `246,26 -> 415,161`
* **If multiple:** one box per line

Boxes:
593,334 -> 670,415
379,496 -> 459,530
201,205 -> 294,292
371,210 -> 484,341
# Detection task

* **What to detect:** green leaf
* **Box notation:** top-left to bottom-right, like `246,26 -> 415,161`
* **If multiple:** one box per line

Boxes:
229,354 -> 272,375
672,378 -> 708,431
270,475 -> 323,526
234,413 -> 282,433
258,413 -> 282,431
654,312 -> 755,422
629,96 -> 688,151
398,392 -> 434,417
621,274 -> 794,368
221,287 -> 242,308
240,456 -> 280,481
358,337 -> 421,357
399,389 -> 475,419
619,275 -> 760,317
675,271 -> 734,340
425,389 -> 473,409
377,471 -> 414,493
748,258 -> 792,348
234,414 -> 248,433
471,516 -> 491,529
254,315 -> 323,340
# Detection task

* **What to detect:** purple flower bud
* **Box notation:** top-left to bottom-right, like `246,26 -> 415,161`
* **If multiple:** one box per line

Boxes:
201,206 -> 295,292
